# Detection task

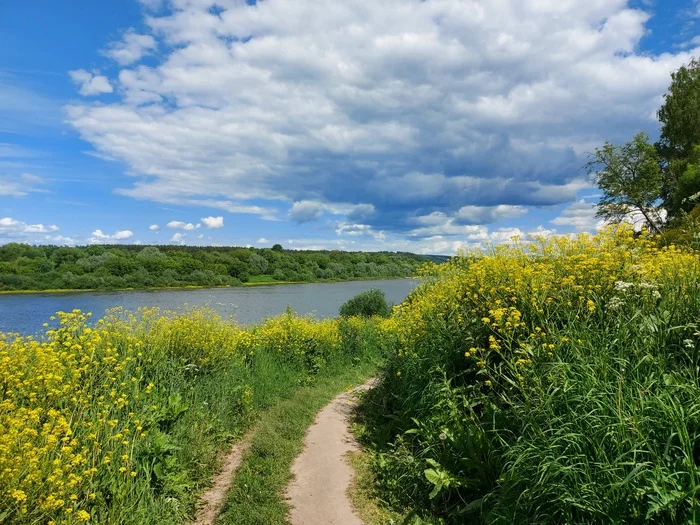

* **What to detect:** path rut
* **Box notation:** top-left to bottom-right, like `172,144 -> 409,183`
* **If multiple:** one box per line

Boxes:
193,430 -> 253,525
285,379 -> 375,525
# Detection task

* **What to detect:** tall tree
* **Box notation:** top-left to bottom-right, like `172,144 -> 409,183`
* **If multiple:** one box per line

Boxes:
656,59 -> 700,218
658,58 -> 700,161
586,132 -> 664,233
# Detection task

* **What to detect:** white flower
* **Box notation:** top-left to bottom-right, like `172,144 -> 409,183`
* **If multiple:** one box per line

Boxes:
608,296 -> 624,310
614,281 -> 634,292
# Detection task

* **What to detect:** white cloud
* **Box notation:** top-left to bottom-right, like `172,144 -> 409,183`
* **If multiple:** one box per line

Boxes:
256,237 -> 269,244
68,69 -> 113,96
551,199 -> 605,231
104,29 -> 157,65
0,173 -> 45,197
456,205 -> 528,225
66,0 -> 699,235
89,229 -> 134,243
335,222 -> 386,240
200,216 -> 224,228
290,201 -> 323,223
170,232 -> 185,243
0,217 -> 59,236
43,235 -> 77,246
167,220 -> 197,230
411,206 -> 528,238
149,224 -> 160,231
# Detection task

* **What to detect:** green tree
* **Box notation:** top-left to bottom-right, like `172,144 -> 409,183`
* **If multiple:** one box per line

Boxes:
658,58 -> 700,161
586,132 -> 664,233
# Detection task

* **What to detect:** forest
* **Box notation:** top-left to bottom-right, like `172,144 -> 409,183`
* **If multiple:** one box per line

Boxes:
0,243 -> 436,292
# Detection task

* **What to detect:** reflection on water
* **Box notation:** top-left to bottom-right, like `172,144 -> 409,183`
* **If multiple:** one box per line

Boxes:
0,279 -> 420,335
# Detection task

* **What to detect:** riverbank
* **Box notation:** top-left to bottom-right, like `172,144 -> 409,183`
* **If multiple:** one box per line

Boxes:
0,276 -> 414,295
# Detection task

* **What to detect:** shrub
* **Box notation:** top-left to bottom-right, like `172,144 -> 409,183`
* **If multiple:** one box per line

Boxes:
339,289 -> 390,318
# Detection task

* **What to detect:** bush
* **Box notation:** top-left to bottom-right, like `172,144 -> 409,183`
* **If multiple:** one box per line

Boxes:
339,289 -> 390,318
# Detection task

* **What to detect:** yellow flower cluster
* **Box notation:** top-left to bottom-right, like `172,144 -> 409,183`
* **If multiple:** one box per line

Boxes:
0,305 -> 360,524
389,226 -> 699,387
0,310 -> 149,523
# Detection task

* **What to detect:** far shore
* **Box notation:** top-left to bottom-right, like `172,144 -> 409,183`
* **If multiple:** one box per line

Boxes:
0,276 -> 415,296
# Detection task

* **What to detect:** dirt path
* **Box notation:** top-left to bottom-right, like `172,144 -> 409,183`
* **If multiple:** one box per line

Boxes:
285,379 -> 375,525
193,430 -> 254,525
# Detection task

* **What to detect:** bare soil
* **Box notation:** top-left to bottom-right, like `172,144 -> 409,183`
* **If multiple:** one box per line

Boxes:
193,430 -> 254,525
285,379 -> 375,525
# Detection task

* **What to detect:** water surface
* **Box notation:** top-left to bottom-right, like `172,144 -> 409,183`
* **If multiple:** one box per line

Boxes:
0,279 -> 419,335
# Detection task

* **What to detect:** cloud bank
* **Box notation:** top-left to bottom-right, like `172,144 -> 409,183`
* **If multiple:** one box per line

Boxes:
65,0 -> 700,247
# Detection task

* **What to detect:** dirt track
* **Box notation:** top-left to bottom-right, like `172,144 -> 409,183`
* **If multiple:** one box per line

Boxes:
285,380 -> 374,525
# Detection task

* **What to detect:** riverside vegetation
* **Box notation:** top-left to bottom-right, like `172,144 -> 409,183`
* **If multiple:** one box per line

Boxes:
0,305 -> 389,524
358,227 -> 700,523
1,227 -> 698,524
0,243 -> 433,292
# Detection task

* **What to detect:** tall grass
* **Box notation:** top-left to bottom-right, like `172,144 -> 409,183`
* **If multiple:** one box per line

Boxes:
0,306 -> 384,524
359,227 -> 700,523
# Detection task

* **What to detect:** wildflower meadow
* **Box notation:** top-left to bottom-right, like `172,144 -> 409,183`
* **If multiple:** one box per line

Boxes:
360,226 -> 700,523
0,306 -> 384,524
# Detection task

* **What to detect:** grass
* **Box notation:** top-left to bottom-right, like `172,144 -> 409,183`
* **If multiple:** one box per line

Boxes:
347,450 -> 428,525
357,227 -> 700,523
0,306 -> 386,524
215,359 -> 379,525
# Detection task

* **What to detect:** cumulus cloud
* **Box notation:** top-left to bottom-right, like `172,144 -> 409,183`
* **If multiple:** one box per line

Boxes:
456,205 -> 528,225
200,216 -> 224,228
551,199 -> 605,231
290,201 -> 324,223
0,173 -> 45,197
66,0 -> 700,235
149,224 -> 160,231
0,217 -> 59,237
256,237 -> 269,244
68,69 -> 113,96
411,205 -> 527,237
104,29 -> 157,65
88,229 -> 134,243
170,232 -> 185,243
335,222 -> 386,240
166,220 -> 199,230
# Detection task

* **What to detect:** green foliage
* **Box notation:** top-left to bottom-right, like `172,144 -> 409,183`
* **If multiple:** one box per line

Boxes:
586,132 -> 664,232
0,243 -> 428,292
592,58 -> 700,229
658,58 -> 700,161
0,308 -> 386,524
358,229 -> 700,524
339,289 -> 390,318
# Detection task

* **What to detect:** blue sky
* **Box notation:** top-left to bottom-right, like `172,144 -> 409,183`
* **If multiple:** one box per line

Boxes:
1,0 -> 699,254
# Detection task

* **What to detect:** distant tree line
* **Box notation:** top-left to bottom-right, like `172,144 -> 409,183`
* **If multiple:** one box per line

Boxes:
0,243 -> 432,292
589,58 -> 700,247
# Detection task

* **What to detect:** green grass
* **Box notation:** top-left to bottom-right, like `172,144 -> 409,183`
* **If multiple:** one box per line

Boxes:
88,348 -> 313,524
346,450 -> 434,525
215,359 -> 379,525
355,231 -> 700,524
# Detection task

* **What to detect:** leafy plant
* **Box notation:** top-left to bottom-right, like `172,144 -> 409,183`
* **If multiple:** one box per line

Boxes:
339,289 -> 390,318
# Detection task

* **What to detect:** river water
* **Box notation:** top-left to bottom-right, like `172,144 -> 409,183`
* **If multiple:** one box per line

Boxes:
0,279 -> 419,335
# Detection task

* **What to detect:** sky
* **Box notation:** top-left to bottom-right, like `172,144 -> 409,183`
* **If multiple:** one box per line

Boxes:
0,0 -> 699,254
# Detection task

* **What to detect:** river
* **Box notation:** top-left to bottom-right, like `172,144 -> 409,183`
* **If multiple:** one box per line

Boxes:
0,279 -> 419,335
